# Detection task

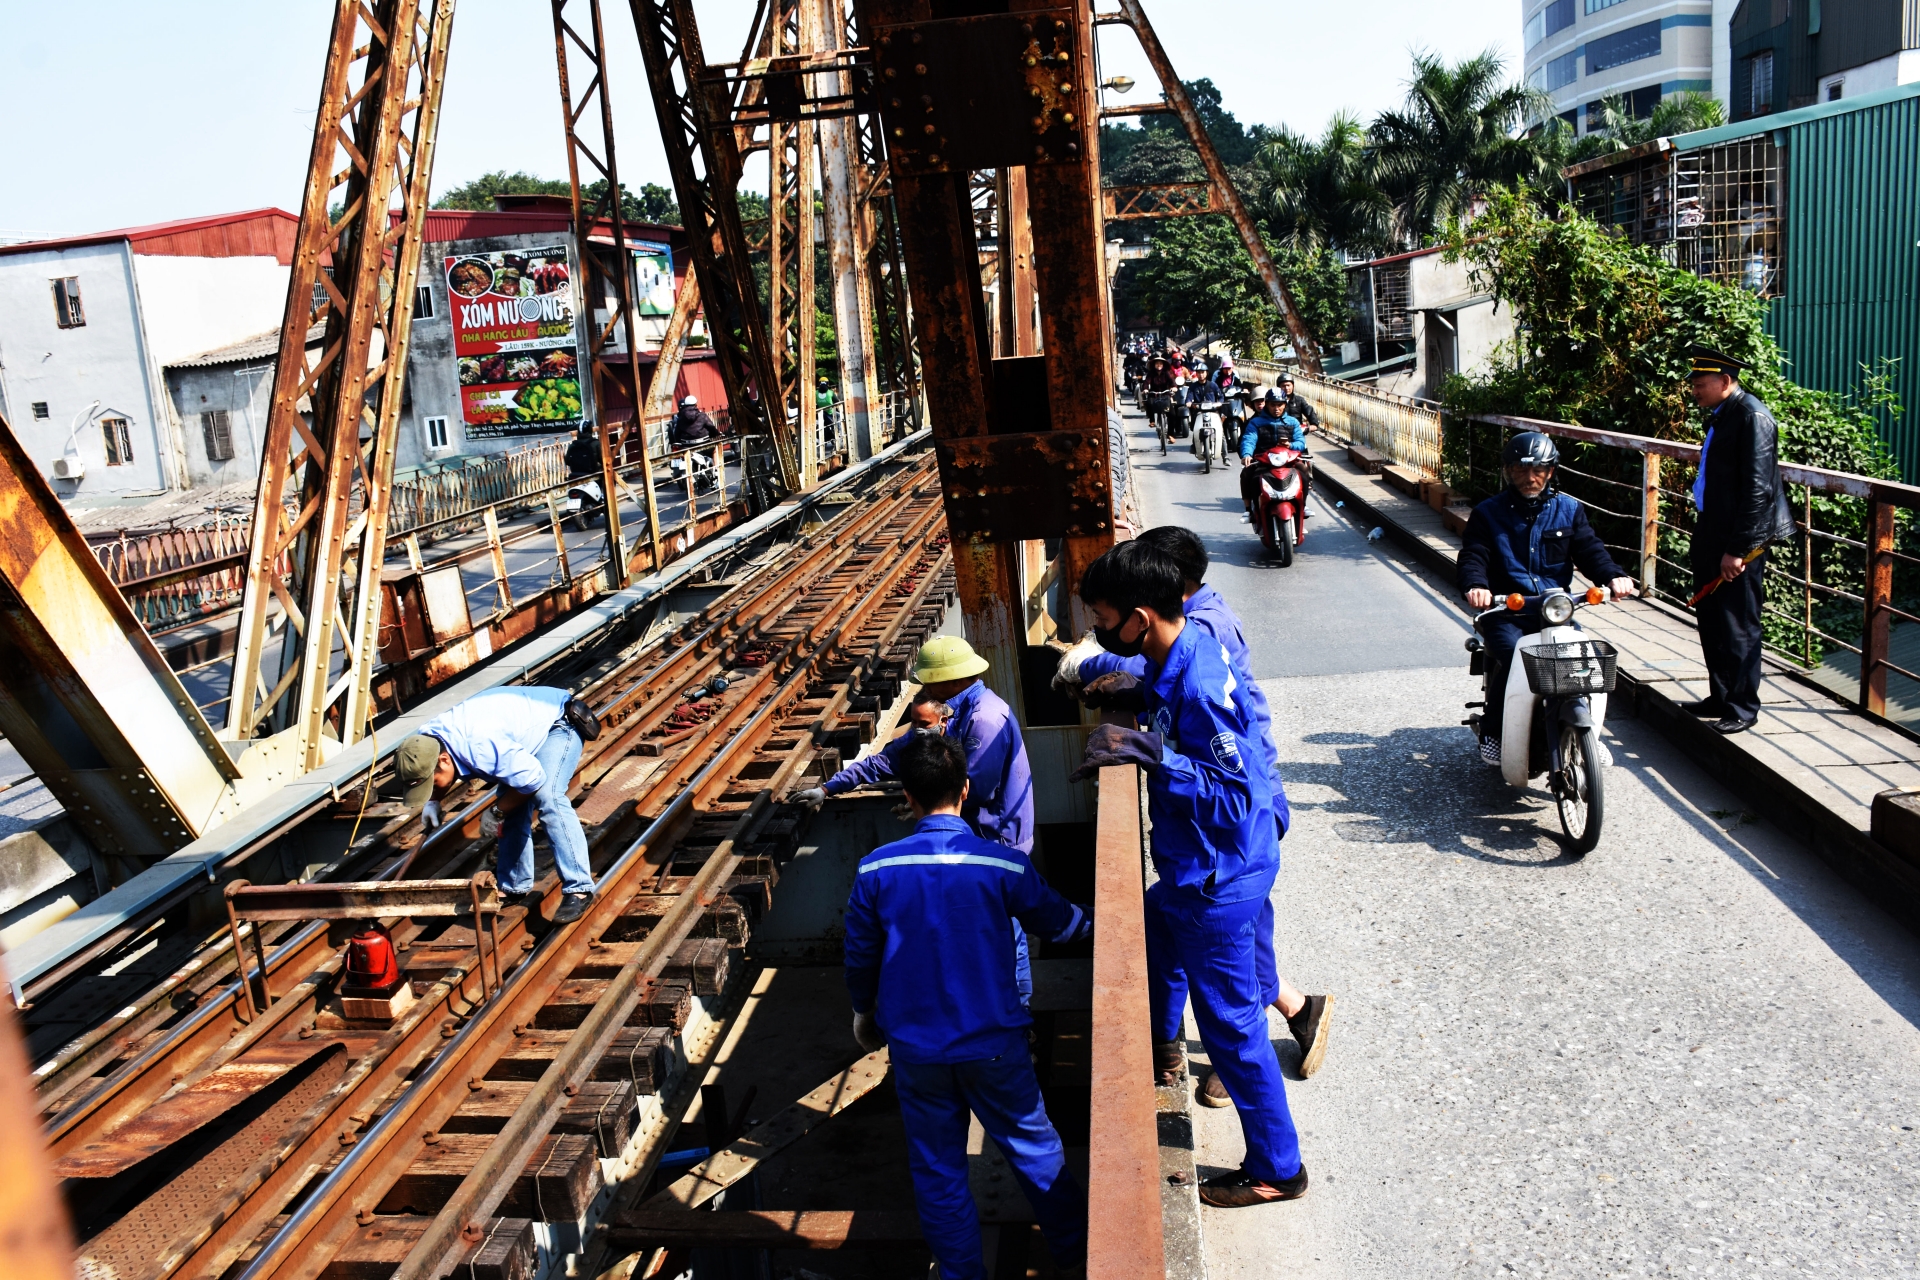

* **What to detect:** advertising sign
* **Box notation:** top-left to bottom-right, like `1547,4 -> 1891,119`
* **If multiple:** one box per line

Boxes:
632,242 -> 675,318
448,245 -> 584,438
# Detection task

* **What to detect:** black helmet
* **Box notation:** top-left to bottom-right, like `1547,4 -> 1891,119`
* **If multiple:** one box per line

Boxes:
1502,432 -> 1559,468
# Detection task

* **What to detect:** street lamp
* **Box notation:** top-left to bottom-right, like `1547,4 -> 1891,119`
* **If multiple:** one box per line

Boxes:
1102,76 -> 1135,93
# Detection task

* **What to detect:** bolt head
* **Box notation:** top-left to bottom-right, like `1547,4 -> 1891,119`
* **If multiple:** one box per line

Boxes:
914,63 -> 927,75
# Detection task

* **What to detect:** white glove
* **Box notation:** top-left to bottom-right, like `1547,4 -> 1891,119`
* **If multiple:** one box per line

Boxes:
1050,632 -> 1106,697
852,1010 -> 886,1052
420,799 -> 443,831
790,787 -> 827,811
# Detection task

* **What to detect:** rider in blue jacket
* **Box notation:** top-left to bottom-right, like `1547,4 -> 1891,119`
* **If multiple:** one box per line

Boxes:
1238,390 -> 1310,530
1072,540 -> 1307,1210
843,733 -> 1090,1280
1459,432 -> 1638,764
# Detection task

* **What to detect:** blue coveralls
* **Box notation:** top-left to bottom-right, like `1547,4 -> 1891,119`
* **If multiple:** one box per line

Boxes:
824,680 -> 1038,997
1081,586 -> 1288,1006
1139,623 -> 1302,1184
844,816 -> 1089,1279
419,687 -> 594,896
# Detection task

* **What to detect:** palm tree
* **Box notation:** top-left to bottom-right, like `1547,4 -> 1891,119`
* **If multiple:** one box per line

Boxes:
1578,91 -> 1727,157
1369,50 -> 1548,243
1253,113 -> 1393,256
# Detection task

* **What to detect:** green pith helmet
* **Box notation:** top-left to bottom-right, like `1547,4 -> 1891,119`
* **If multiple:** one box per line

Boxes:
913,635 -> 989,684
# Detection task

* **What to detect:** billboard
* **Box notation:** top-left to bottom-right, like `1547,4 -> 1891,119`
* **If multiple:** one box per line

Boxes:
632,242 -> 675,318
448,245 -> 584,438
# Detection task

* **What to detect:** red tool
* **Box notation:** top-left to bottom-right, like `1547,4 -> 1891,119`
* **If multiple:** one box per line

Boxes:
342,922 -> 404,998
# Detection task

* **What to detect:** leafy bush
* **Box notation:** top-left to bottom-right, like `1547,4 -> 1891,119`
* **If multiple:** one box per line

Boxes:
1130,216 -> 1346,356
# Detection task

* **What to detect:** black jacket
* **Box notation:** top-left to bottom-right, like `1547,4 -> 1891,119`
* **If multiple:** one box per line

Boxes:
670,410 -> 719,447
564,432 -> 602,479
1458,489 -> 1623,597
1694,389 -> 1797,562
1278,392 -> 1319,427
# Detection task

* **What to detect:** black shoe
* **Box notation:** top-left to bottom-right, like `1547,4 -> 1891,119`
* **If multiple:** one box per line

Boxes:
1286,994 -> 1334,1078
551,891 -> 594,924
1712,716 -> 1756,735
1198,1164 -> 1309,1208
1152,1039 -> 1186,1087
1680,698 -> 1728,718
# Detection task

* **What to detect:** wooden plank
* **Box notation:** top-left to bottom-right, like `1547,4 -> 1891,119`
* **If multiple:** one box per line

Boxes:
377,1133 -> 601,1221
443,1080 -> 637,1155
321,1216 -> 536,1280
486,1027 -> 672,1091
533,975 -> 700,1031
605,1209 -> 924,1250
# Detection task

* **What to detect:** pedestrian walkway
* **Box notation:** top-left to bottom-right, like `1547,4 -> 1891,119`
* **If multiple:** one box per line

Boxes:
1309,441 -> 1920,927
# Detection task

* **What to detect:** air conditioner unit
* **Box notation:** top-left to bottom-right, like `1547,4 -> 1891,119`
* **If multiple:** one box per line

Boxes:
51,455 -> 85,481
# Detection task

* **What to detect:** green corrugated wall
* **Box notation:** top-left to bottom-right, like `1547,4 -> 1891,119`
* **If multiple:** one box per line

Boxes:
1768,90 -> 1920,480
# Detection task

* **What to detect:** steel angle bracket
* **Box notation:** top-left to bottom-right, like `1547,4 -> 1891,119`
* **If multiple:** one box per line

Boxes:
872,7 -> 1083,176
934,431 -> 1111,542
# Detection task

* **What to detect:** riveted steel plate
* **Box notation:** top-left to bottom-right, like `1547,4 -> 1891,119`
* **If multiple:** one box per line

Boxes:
934,431 -> 1112,542
872,8 -> 1084,175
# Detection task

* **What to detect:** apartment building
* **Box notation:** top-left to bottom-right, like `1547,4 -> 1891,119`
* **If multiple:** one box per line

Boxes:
1522,0 -> 1719,130
1729,0 -> 1920,120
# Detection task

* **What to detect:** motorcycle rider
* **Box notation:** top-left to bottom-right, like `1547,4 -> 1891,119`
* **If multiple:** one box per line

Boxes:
669,395 -> 719,449
1275,375 -> 1319,431
1238,390 -> 1309,533
564,423 -> 603,479
1459,432 -> 1640,765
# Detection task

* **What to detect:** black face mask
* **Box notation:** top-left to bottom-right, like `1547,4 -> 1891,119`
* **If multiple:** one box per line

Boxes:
1094,613 -> 1146,658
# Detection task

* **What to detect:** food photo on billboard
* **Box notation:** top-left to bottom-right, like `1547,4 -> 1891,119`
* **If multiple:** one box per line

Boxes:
447,246 -> 586,438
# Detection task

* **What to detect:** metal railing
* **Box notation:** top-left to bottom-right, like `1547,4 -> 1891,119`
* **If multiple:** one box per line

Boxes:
1287,366 -> 1920,721
387,439 -> 570,536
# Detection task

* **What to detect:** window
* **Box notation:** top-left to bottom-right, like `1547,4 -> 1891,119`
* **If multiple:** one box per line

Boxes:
101,417 -> 133,466
1586,20 -> 1661,73
31,402 -> 49,420
414,284 -> 435,320
1748,50 -> 1774,115
51,277 -> 84,328
1585,0 -> 1627,11
1525,9 -> 1545,49
202,410 -> 234,462
1543,0 -> 1575,39
1826,79 -> 1843,101
1545,50 -> 1580,91
422,415 -> 451,451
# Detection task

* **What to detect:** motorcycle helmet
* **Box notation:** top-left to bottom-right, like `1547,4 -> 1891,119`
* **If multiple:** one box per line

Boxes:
1500,431 -> 1559,468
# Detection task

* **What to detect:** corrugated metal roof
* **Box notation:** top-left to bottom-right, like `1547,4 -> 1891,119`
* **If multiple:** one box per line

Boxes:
0,208 -> 298,259
1668,80 -> 1920,151
167,323 -> 325,370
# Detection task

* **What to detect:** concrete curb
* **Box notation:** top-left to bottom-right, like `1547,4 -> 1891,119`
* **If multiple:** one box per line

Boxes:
1311,461 -> 1920,936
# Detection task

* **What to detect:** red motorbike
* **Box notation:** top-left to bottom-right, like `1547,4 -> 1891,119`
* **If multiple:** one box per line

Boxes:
1252,444 -> 1311,566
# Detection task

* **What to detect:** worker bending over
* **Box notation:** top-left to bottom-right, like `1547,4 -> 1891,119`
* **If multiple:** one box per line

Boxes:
396,686 -> 599,925
843,733 -> 1091,1279
1073,541 -> 1306,1208
1055,526 -> 1332,1091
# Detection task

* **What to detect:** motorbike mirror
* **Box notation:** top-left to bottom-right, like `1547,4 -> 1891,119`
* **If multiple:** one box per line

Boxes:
1585,586 -> 1606,605
1504,593 -> 1525,612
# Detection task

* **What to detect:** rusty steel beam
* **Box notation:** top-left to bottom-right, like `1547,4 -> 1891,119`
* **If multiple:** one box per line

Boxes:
229,0 -> 459,763
554,0 -> 665,582
815,0 -> 881,459
224,876 -> 501,922
641,268 -> 704,431
767,0 -> 822,486
1102,181 -> 1214,221
1103,0 -> 1323,374
629,0 -> 801,494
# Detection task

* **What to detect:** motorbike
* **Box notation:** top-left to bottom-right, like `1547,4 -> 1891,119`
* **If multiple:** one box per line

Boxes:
1251,441 -> 1310,566
665,447 -> 720,495
1220,390 -> 1249,457
563,477 -> 606,531
1463,589 -> 1619,856
1144,389 -> 1175,455
1190,396 -> 1222,473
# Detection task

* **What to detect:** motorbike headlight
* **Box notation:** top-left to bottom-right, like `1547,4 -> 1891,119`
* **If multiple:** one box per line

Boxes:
1541,592 -> 1575,625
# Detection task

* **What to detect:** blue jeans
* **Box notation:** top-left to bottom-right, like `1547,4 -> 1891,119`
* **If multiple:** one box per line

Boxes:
1145,878 -> 1302,1183
495,723 -> 594,896
893,1052 -> 1087,1280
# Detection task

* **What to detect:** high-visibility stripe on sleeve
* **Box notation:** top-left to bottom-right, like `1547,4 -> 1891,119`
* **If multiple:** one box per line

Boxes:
1050,902 -> 1086,943
859,852 -> 1025,874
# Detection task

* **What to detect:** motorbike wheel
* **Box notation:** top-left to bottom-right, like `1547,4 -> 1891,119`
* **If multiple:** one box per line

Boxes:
1269,513 -> 1294,567
1553,724 -> 1604,856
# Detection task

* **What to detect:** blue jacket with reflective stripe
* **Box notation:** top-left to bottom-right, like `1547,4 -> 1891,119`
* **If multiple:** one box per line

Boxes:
1141,622 -> 1278,903
844,815 -> 1082,1063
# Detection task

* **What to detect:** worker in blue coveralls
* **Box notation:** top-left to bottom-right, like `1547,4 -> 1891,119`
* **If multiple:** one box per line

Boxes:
1071,540 -> 1307,1208
395,686 -> 598,925
842,732 -> 1091,1279
791,635 -> 1039,1000
1054,526 -> 1333,1098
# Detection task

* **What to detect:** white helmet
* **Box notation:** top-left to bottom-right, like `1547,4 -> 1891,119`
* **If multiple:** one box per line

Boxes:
680,396 -> 698,408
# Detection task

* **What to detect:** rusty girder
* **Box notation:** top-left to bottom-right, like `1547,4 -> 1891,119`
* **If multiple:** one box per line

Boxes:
628,0 -> 800,494
1102,181 -> 1216,220
767,0 -> 821,485
553,0 -> 664,580
228,0 -> 456,762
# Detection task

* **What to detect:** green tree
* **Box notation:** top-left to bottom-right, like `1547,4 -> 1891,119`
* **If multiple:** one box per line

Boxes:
1131,216 -> 1345,356
1369,50 -> 1546,244
1579,91 -> 1726,158
433,170 -> 680,225
1253,113 -> 1392,256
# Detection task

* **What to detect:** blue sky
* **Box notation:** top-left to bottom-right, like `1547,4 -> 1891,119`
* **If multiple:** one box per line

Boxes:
2,0 -> 1521,238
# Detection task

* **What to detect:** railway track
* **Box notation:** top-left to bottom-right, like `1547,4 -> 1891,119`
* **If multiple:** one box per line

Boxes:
44,453 -> 955,1280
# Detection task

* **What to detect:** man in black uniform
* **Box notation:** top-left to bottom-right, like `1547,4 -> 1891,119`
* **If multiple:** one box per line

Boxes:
1684,348 -> 1797,734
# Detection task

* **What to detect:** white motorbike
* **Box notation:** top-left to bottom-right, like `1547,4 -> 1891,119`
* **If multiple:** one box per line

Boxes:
1190,397 -> 1223,474
563,478 -> 606,531
665,448 -> 719,495
1464,587 -> 1619,855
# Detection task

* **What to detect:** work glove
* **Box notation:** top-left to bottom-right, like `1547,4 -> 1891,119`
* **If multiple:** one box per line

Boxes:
479,808 -> 501,840
1069,724 -> 1164,782
1081,671 -> 1147,713
420,800 -> 443,831
1050,631 -> 1106,698
852,1010 -> 886,1053
789,786 -> 827,811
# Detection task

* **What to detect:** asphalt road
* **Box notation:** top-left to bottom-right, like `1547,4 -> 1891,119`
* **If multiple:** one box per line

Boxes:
1122,407 -> 1920,1278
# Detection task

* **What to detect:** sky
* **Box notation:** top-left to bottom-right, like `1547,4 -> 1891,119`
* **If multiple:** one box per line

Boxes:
0,0 -> 1522,239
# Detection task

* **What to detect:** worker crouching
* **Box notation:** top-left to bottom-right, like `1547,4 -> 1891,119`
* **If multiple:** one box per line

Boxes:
843,733 -> 1092,1279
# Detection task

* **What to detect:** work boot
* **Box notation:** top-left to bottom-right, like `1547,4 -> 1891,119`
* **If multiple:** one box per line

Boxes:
1198,1164 -> 1309,1208
1152,1039 -> 1186,1087
1198,1068 -> 1233,1108
1287,994 -> 1334,1078
551,892 -> 594,925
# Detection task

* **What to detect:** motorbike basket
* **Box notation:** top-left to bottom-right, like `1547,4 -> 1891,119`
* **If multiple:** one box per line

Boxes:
1521,638 -> 1619,697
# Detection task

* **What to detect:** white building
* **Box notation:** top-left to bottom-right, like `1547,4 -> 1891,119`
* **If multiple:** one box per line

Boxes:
1333,247 -> 1514,402
0,210 -> 298,500
1522,0 -> 1719,131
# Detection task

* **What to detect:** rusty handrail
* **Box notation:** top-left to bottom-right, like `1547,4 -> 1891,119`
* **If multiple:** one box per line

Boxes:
1088,764 -> 1163,1280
